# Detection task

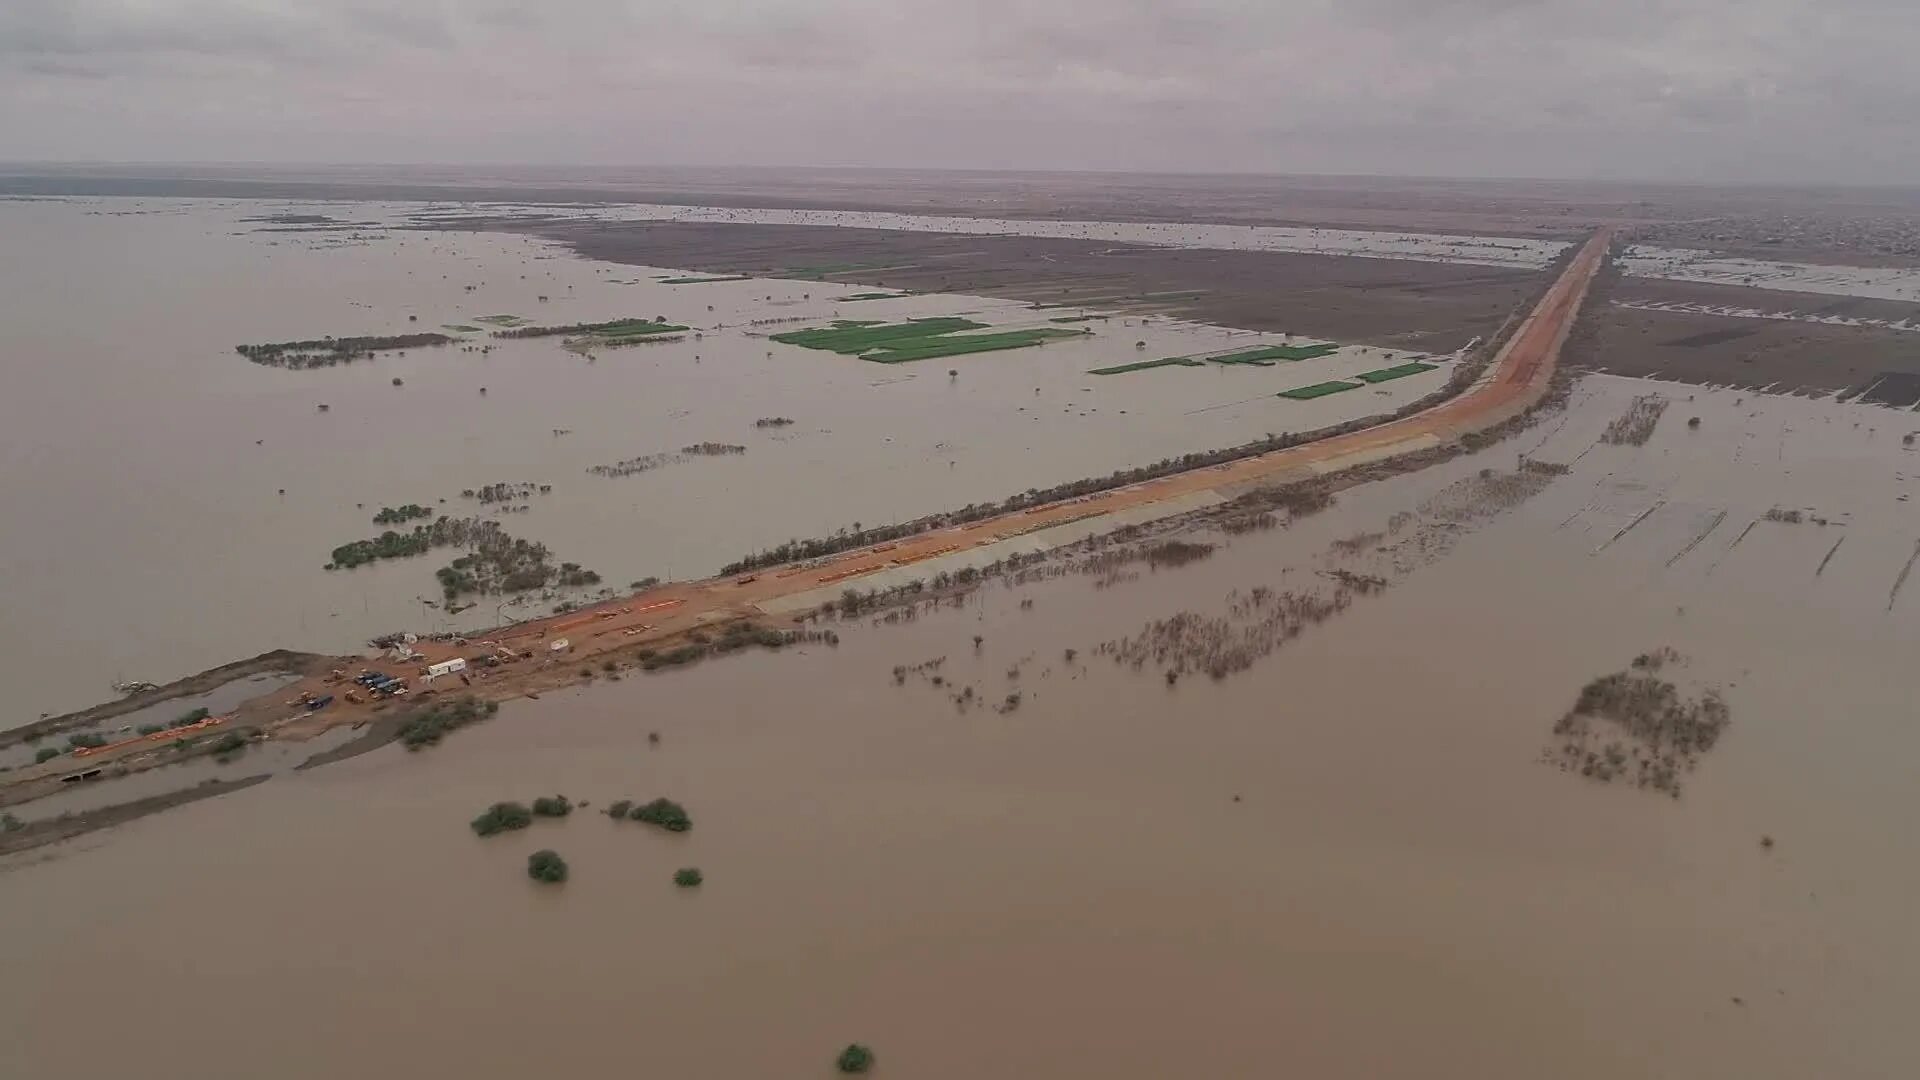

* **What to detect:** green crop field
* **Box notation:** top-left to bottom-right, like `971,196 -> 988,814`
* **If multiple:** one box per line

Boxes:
473,314 -> 528,327
1353,362 -> 1439,383
1049,315 -> 1100,324
862,328 -> 1084,364
839,292 -> 901,302
1278,380 -> 1363,400
442,324 -> 483,333
772,318 -> 988,354
772,318 -> 1084,363
658,275 -> 752,285
1210,342 -> 1342,365
1088,357 -> 1207,375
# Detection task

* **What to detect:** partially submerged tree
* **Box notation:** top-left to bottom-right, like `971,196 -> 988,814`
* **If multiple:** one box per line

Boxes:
836,1044 -> 875,1074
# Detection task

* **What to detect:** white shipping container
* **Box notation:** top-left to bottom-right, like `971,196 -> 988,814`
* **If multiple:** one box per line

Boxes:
425,658 -> 468,679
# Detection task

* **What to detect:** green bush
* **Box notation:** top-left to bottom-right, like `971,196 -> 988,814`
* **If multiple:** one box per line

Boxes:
531,795 -> 573,817
630,797 -> 692,832
172,708 -> 211,728
1,812 -> 23,833
673,867 -> 704,888
67,732 -> 108,749
471,801 -> 534,837
837,1044 -> 875,1073
208,731 -> 248,756
399,696 -> 500,750
606,799 -> 633,818
527,849 -> 568,883
136,723 -> 163,736
34,747 -> 60,764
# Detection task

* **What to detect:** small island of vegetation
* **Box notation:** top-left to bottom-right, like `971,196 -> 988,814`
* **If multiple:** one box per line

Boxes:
372,504 -> 433,526
837,1044 -> 875,1074
471,801 -> 534,836
526,849 -> 568,883
400,696 -> 500,750
627,797 -> 692,832
493,316 -> 687,340
236,333 -> 453,369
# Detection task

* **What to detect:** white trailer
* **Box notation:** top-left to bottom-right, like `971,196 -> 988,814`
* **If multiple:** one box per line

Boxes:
422,658 -> 468,683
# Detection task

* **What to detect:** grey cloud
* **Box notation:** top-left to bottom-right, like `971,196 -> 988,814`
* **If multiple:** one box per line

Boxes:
0,0 -> 1913,183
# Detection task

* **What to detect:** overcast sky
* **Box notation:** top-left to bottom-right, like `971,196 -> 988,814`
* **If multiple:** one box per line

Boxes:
0,0 -> 1911,182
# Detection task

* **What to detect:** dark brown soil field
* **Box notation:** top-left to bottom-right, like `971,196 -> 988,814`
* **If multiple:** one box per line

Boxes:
1589,278 -> 1920,399
520,220 -> 1541,354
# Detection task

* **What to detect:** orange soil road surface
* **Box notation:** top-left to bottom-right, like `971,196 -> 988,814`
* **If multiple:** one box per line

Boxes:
484,229 -> 1612,654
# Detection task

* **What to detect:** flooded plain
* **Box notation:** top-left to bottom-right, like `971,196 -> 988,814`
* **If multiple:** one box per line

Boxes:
0,197 -> 1446,720
2,375 -> 1916,1078
1621,244 -> 1920,301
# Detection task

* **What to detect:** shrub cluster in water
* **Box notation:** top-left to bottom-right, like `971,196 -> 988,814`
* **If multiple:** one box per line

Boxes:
637,622 -> 835,671
493,316 -> 686,339
471,801 -> 534,836
531,795 -> 573,817
372,504 -> 433,526
400,696 -> 499,750
837,1044 -> 875,1074
673,867 -> 703,888
1600,393 -> 1670,446
621,797 -> 692,832
1548,656 -> 1731,796
325,514 -> 599,601
461,481 -> 550,505
526,849 -> 568,883
236,333 -> 453,369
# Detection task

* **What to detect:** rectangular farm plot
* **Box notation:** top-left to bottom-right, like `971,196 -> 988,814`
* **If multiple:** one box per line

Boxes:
771,318 -> 986,354
1089,356 -> 1207,376
772,318 -> 1087,364
1278,380 -> 1363,400
1354,361 -> 1440,384
1209,342 -> 1342,365
862,328 -> 1087,364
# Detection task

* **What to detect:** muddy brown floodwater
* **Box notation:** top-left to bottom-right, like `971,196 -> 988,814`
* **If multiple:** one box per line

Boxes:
3,374 -> 1916,1079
